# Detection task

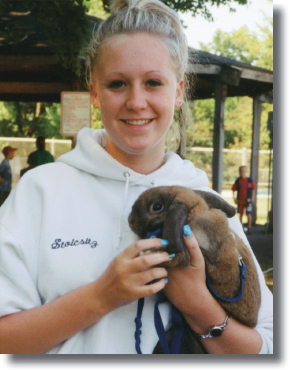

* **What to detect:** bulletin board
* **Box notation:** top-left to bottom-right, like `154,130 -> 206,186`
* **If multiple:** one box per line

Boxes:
61,92 -> 91,136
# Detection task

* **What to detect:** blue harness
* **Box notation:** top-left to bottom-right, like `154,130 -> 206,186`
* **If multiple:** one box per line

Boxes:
134,228 -> 247,354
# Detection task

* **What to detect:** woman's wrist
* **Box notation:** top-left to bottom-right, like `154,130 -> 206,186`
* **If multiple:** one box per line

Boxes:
89,278 -> 118,318
181,288 -> 227,335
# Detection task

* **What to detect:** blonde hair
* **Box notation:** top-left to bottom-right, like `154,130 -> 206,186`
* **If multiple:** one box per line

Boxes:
87,0 -> 193,154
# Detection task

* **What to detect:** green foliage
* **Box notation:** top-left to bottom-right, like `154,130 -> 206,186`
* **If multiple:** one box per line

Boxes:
91,106 -> 104,130
29,0 -> 92,76
193,18 -> 273,151
191,99 -> 214,147
2,0 -> 92,76
255,17 -> 273,70
101,0 -> 248,20
85,0 -> 109,18
193,96 -> 272,150
0,102 -> 67,139
200,26 -> 260,65
0,100 -> 106,138
199,17 -> 273,70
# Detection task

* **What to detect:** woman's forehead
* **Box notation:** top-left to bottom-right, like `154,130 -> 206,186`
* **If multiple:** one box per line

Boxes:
92,33 -> 176,77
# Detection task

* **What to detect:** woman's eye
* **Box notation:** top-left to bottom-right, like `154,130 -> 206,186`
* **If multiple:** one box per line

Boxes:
108,80 -> 125,89
146,79 -> 162,87
150,202 -> 164,213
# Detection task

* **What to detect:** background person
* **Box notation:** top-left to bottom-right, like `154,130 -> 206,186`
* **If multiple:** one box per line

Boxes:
0,146 -> 17,206
0,0 -> 272,354
232,165 -> 255,234
27,136 -> 54,168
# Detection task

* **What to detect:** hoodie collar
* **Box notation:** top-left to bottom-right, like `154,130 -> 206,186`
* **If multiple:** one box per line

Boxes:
57,128 -> 209,189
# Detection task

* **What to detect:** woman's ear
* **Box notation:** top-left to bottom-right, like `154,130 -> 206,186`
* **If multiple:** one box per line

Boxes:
175,79 -> 184,108
89,82 -> 99,109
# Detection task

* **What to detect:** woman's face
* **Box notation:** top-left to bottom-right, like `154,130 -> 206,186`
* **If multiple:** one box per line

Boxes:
90,33 -> 184,163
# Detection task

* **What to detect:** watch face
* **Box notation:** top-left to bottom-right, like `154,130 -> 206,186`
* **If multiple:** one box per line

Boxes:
210,327 -> 224,337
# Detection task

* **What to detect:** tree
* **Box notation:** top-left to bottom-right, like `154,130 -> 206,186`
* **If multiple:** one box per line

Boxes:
101,0 -> 248,21
199,27 -> 260,65
193,18 -> 273,150
1,0 -> 91,76
0,102 -> 67,139
85,0 -> 109,18
199,16 -> 273,69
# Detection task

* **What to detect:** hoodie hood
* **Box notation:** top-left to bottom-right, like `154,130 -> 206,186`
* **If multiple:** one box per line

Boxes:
57,128 -> 209,189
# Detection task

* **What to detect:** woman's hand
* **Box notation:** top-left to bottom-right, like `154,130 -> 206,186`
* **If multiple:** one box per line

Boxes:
94,238 -> 173,312
162,225 -> 208,315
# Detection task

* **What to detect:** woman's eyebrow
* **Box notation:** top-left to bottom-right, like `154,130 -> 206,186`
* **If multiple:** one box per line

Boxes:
105,72 -> 127,77
105,70 -> 166,76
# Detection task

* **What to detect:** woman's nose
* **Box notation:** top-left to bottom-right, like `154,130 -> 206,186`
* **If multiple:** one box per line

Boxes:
126,86 -> 148,111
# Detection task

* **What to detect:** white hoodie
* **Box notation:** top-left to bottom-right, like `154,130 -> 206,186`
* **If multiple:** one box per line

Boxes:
0,128 -> 273,354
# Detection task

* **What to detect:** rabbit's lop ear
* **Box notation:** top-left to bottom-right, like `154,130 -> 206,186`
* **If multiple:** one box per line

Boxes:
193,190 -> 236,218
162,202 -> 189,254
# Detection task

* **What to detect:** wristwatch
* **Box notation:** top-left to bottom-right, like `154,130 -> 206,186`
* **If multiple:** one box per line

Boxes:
194,315 -> 230,339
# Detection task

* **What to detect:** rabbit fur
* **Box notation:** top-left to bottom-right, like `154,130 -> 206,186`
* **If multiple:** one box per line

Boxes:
128,186 -> 261,353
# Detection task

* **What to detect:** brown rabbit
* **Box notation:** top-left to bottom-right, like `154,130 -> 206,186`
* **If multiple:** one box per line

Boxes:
128,186 -> 261,354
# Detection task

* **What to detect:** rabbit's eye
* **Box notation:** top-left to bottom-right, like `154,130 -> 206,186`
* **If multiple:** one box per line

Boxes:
150,202 -> 164,213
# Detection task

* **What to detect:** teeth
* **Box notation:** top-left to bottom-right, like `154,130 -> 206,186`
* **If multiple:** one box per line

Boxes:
124,119 -> 151,125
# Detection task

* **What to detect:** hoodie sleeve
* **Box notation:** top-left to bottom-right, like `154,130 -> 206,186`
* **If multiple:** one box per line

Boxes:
227,215 -> 273,354
0,223 -> 42,317
0,170 -> 45,317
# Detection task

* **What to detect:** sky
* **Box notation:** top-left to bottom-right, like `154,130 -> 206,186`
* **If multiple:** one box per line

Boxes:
179,0 -> 273,49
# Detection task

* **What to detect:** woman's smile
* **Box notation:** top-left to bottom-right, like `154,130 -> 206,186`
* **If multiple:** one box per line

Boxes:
120,118 -> 155,131
121,119 -> 153,126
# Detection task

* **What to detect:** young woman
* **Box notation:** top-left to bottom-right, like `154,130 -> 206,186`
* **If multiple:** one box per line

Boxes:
0,0 -> 272,354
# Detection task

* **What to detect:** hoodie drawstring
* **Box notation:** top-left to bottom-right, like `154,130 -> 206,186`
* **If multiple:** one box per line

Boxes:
116,171 -> 131,249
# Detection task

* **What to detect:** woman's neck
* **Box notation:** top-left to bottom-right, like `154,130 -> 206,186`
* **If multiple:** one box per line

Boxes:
105,142 -> 165,175
120,155 -> 165,175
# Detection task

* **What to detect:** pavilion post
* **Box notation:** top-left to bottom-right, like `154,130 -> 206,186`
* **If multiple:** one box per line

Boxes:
250,96 -> 262,225
212,82 -> 227,193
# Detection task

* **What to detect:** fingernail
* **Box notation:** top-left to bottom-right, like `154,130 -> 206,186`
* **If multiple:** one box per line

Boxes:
168,253 -> 175,259
183,225 -> 192,237
164,278 -> 168,285
161,239 -> 169,246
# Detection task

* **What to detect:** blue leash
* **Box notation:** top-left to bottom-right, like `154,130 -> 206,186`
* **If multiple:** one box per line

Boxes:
134,228 -> 247,354
206,259 -> 247,303
135,292 -> 185,354
134,297 -> 144,354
